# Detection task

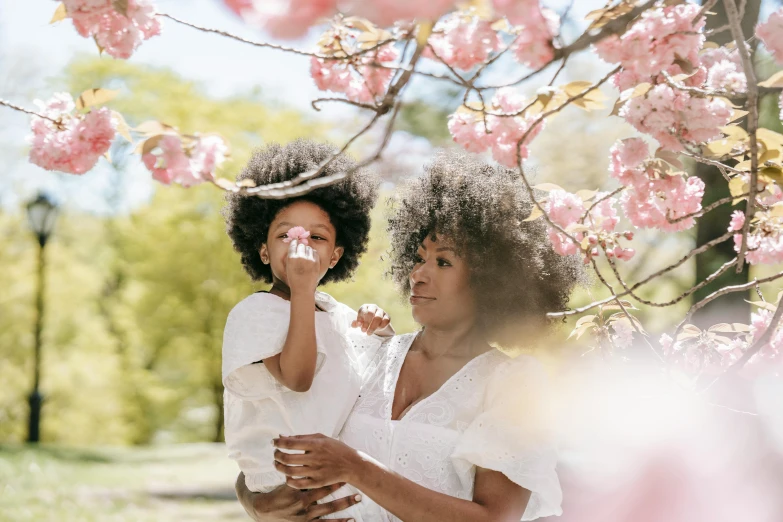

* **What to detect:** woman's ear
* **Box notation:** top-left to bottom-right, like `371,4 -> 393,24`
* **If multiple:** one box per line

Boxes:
329,246 -> 345,269
259,244 -> 270,265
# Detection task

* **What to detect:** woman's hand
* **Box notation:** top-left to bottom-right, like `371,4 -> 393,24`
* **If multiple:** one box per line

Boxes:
234,472 -> 361,522
274,433 -> 365,490
352,304 -> 392,336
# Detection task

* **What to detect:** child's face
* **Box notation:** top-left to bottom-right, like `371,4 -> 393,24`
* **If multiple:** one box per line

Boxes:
259,200 -> 344,288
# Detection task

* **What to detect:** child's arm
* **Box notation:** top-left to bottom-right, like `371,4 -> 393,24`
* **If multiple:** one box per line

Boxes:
352,304 -> 395,337
263,240 -> 321,392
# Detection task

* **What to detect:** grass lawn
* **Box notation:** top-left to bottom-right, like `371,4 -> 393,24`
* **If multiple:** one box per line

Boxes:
0,443 -> 247,521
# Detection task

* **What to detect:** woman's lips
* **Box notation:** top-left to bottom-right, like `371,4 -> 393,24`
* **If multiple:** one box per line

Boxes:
409,295 -> 435,305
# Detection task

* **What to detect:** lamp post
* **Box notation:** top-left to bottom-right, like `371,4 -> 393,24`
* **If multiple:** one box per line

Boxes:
25,193 -> 59,443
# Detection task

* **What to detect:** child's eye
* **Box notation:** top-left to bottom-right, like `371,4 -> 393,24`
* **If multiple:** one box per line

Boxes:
436,258 -> 452,267
279,234 -> 288,239
311,235 -> 325,241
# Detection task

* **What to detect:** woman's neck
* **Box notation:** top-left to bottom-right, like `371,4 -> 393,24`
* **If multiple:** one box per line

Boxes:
415,322 -> 490,360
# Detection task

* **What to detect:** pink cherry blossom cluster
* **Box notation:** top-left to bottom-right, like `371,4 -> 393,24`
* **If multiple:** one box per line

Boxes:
223,0 -> 336,39
223,0 -> 456,35
309,18 -> 401,104
142,134 -> 228,187
609,138 -> 705,232
700,45 -> 747,93
620,83 -> 732,152
426,14 -> 501,71
28,92 -> 116,175
447,88 -> 544,168
660,311 -> 783,378
346,0 -> 457,28
544,189 -> 633,263
756,7 -> 783,65
508,5 -> 559,70
727,209 -> 783,265
64,0 -> 161,59
595,4 -> 705,91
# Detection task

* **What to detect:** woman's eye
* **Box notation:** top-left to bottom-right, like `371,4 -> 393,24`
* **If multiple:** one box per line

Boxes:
413,255 -> 424,263
437,258 -> 452,267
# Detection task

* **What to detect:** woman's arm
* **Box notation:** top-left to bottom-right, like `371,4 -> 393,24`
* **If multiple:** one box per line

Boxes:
234,472 -> 362,522
273,434 -> 531,522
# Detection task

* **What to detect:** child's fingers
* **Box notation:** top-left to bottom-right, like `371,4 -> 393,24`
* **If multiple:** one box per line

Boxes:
365,309 -> 386,335
296,241 -> 307,258
287,238 -> 298,258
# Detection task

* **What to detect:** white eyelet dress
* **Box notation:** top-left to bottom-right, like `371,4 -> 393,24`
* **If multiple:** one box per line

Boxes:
222,291 -> 386,521
339,333 -> 563,521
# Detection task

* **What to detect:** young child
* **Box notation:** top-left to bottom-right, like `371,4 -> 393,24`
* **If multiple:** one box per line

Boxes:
222,140 -> 391,519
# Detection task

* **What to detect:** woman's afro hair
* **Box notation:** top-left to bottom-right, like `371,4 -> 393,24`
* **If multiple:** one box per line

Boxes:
388,149 -> 585,343
224,139 -> 379,284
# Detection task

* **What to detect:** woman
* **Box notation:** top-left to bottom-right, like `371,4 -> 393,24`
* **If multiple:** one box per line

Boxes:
235,150 -> 583,521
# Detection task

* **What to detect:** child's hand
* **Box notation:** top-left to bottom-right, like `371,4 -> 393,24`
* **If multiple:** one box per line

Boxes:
286,239 -> 321,295
352,304 -> 391,335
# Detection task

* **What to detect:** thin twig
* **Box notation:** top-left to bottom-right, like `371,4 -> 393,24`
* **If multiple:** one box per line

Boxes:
0,98 -> 60,124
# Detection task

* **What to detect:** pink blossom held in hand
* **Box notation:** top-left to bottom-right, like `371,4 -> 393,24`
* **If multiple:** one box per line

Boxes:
620,84 -> 731,152
756,8 -> 783,65
595,4 -> 705,90
283,226 -> 311,245
426,14 -> 501,71
64,0 -> 161,59
28,92 -> 116,175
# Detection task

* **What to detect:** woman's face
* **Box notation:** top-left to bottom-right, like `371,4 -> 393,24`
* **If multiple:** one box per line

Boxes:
409,234 -> 477,330
259,200 -> 344,287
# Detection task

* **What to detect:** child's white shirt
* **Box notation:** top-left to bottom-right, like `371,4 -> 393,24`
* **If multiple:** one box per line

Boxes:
222,291 -> 386,513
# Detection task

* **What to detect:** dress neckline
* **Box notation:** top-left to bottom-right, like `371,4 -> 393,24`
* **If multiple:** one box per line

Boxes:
388,333 -> 498,423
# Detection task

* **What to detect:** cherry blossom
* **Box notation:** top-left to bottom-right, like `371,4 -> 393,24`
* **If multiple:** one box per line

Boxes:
700,45 -> 747,93
426,14 -> 501,71
510,7 -> 559,70
64,0 -> 161,59
28,92 -> 116,175
142,134 -> 227,187
310,37 -> 400,103
283,226 -> 311,245
346,0 -> 456,27
224,0 -> 337,39
729,210 -> 783,265
595,4 -> 705,90
756,7 -> 783,65
620,84 -> 732,152
621,173 -> 704,232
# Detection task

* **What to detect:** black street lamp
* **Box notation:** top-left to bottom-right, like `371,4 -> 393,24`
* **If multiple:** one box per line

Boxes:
25,193 -> 59,443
